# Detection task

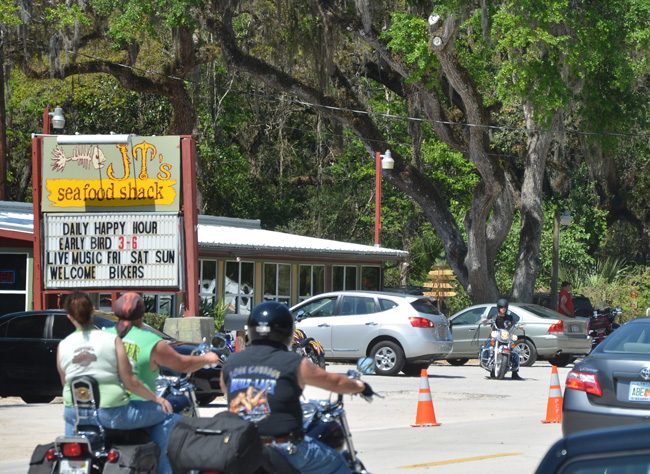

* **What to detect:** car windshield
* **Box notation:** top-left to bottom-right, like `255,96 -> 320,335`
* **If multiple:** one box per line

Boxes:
598,322 -> 650,354
517,304 -> 565,319
410,298 -> 441,315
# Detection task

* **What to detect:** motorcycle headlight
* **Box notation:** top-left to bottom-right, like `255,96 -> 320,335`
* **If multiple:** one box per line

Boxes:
491,330 -> 499,338
499,329 -> 510,339
512,334 -> 518,341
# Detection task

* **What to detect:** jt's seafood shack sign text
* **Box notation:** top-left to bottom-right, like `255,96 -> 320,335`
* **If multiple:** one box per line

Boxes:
41,136 -> 183,289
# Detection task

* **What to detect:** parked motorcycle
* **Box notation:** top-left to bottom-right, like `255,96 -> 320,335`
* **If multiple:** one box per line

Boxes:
293,328 -> 326,368
479,321 -> 522,380
588,307 -> 622,351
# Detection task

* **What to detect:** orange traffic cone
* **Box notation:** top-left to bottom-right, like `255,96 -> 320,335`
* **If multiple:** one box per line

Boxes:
542,365 -> 563,423
411,368 -> 440,427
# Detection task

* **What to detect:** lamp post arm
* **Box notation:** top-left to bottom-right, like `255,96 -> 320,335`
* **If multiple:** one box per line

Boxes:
374,151 -> 381,246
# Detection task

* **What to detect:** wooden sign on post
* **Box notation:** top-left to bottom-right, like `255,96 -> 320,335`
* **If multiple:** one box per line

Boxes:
425,266 -> 457,299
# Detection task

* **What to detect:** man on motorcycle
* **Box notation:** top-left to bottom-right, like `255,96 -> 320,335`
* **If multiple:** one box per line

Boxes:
109,292 -> 221,474
482,298 -> 523,380
220,301 -> 374,474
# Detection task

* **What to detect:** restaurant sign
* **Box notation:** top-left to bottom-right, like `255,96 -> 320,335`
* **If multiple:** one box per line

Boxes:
43,213 -> 181,289
41,136 -> 180,212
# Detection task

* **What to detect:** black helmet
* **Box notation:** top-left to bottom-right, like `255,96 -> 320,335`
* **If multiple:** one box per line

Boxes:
497,298 -> 509,310
247,301 -> 294,346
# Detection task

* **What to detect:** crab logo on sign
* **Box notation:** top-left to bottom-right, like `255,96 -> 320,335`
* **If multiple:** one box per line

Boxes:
640,367 -> 650,381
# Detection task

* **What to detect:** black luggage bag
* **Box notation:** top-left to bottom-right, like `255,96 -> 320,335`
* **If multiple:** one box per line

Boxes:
169,411 -> 263,474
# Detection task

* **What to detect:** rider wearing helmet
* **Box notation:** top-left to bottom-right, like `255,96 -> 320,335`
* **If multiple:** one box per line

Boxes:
483,298 -> 523,380
220,301 -> 373,474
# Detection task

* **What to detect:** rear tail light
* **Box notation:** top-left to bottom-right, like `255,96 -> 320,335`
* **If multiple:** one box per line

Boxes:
548,320 -> 564,334
409,317 -> 435,328
566,369 -> 603,396
46,448 -> 57,461
61,442 -> 88,458
107,449 -> 120,463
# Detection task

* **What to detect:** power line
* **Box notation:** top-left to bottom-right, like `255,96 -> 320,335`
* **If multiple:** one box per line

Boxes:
64,49 -> 650,141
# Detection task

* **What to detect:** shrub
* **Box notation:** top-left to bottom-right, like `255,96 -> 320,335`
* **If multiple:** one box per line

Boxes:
144,312 -> 166,331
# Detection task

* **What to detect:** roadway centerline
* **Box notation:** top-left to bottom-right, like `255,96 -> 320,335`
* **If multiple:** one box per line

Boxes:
398,452 -> 521,469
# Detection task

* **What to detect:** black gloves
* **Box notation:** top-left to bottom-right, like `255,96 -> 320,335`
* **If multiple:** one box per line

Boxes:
361,382 -> 374,397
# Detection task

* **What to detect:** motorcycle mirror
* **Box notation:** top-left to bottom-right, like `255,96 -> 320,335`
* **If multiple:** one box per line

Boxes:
211,335 -> 227,350
356,357 -> 375,375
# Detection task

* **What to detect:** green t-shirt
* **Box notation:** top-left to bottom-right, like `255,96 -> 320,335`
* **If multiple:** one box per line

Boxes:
108,325 -> 162,400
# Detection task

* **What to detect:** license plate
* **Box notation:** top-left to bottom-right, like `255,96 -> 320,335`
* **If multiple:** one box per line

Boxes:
629,381 -> 650,401
59,459 -> 90,474
569,324 -> 581,333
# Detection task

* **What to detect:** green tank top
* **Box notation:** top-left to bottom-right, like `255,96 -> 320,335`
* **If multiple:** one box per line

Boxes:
109,325 -> 162,400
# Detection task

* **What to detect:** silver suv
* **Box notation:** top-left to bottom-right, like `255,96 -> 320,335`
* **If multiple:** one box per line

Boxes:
290,291 -> 453,376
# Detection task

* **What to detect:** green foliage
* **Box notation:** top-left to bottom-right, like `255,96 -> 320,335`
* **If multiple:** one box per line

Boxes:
45,3 -> 91,28
0,2 -> 21,27
199,298 -> 228,332
383,13 -> 439,86
574,263 -> 650,324
144,312 -> 166,331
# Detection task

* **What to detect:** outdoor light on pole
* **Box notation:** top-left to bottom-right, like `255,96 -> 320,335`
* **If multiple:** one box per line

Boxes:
551,209 -> 572,310
42,106 -> 65,134
374,149 -> 395,247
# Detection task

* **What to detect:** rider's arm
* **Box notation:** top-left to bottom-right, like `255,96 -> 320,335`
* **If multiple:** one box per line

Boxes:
114,337 -> 173,414
150,341 -> 220,373
297,358 -> 365,393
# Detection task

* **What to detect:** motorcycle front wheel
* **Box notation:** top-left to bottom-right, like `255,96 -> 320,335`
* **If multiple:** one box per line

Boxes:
494,352 -> 508,380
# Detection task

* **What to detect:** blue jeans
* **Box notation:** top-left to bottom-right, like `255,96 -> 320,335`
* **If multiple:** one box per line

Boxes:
64,401 -> 180,474
273,435 -> 352,474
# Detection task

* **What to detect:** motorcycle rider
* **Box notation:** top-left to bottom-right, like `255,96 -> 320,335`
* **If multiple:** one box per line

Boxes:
109,292 -> 221,474
220,301 -> 373,474
57,292 -> 173,460
481,298 -> 523,380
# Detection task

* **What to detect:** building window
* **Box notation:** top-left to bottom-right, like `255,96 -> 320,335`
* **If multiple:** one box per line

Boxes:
199,259 -> 218,305
225,260 -> 254,315
263,263 -> 291,305
333,265 -> 357,291
143,294 -> 175,317
0,253 -> 28,316
299,265 -> 324,301
361,266 -> 380,291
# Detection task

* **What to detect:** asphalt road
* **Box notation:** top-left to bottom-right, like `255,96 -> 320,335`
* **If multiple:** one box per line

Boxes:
0,360 -> 570,473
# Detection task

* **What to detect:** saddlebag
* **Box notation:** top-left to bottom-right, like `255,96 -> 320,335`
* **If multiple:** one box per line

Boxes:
102,441 -> 159,474
168,411 -> 263,474
27,442 -> 56,474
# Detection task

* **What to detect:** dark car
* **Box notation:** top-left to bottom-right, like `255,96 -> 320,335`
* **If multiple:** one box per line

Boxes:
563,317 -> 650,436
536,423 -> 650,474
0,309 -> 225,405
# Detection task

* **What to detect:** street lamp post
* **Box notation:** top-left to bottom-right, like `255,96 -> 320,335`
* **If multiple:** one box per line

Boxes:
374,149 -> 395,247
551,209 -> 572,310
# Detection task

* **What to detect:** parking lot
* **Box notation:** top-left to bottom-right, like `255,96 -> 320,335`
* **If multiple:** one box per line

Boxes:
0,359 -> 571,473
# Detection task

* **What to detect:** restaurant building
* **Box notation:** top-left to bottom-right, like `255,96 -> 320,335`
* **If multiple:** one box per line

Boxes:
0,200 -> 407,317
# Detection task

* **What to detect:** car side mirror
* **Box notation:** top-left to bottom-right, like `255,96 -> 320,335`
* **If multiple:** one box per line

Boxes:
295,310 -> 306,322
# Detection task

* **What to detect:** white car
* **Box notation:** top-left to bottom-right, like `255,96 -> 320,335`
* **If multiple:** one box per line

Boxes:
290,291 -> 453,376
